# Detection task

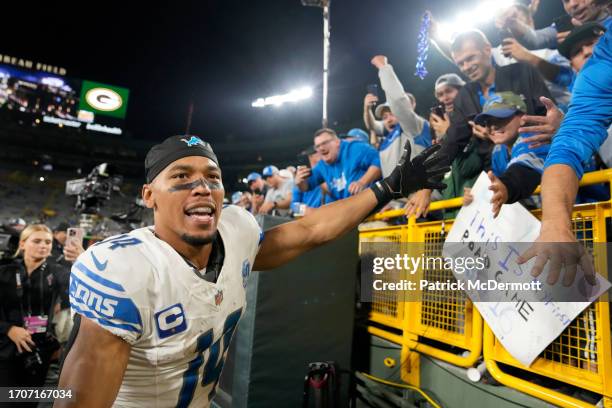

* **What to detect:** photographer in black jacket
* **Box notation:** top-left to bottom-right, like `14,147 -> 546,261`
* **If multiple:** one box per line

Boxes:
407,29 -> 554,217
0,224 -> 60,401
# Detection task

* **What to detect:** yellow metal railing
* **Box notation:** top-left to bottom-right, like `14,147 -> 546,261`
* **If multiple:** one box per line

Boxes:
360,226 -> 406,330
403,217 -> 483,368
483,202 -> 612,407
361,169 -> 612,407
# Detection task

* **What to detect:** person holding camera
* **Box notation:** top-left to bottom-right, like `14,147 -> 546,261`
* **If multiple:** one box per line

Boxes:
494,4 -> 573,111
429,73 -> 465,142
406,29 -> 554,219
0,224 -> 60,396
496,0 -> 610,50
417,74 -> 483,218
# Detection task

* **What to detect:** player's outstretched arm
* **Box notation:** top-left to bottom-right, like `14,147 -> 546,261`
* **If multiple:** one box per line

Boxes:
55,317 -> 131,408
254,143 -> 448,270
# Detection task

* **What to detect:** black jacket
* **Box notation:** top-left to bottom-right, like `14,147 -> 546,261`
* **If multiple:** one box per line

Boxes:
442,63 -> 554,167
441,63 -> 554,201
51,239 -> 71,309
0,260 -> 58,360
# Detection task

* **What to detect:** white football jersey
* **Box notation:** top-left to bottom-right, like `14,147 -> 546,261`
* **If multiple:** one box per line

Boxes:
69,205 -> 262,407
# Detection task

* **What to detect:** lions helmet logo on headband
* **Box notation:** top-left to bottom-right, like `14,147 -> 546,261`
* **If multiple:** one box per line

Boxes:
181,136 -> 206,147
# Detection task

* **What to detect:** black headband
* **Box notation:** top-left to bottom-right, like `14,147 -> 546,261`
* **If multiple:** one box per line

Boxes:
145,135 -> 219,183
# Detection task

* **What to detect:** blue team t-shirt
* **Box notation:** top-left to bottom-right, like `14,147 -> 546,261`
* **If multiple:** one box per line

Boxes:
307,140 -> 381,201
292,185 -> 324,208
491,133 -> 550,177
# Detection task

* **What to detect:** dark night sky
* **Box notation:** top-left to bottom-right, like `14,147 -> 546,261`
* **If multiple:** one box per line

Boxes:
3,0 -> 564,185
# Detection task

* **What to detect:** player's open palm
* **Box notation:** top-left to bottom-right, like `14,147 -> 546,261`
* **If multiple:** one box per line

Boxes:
384,142 -> 449,199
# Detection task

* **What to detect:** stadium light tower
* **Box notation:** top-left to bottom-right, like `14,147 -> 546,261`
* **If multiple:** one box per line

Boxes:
301,0 -> 330,128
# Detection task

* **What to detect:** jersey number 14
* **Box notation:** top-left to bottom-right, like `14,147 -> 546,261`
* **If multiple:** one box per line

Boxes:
177,308 -> 242,407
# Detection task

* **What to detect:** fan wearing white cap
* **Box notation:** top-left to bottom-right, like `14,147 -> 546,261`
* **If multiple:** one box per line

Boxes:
258,165 -> 293,216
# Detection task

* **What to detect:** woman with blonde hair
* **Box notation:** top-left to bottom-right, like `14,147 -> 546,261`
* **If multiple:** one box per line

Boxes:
0,224 -> 60,397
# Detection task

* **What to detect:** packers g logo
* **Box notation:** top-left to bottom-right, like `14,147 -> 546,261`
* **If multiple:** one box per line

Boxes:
85,87 -> 123,112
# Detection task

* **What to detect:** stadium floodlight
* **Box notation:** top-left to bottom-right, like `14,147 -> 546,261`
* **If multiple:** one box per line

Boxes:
251,86 -> 313,108
436,0 -> 516,42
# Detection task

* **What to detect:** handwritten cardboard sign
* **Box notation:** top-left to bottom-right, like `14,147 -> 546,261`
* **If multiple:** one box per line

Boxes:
443,172 -> 611,366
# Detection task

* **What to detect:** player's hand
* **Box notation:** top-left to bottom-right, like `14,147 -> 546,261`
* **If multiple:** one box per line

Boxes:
519,97 -> 563,148
518,223 -> 596,286
371,142 -> 448,210
8,326 -> 35,353
429,112 -> 450,138
385,142 -> 449,199
64,241 -> 85,263
371,55 -> 388,70
463,187 -> 474,206
405,189 -> 433,218
349,181 -> 365,195
488,171 -> 508,218
469,121 -> 490,140
501,38 -> 531,63
364,93 -> 378,108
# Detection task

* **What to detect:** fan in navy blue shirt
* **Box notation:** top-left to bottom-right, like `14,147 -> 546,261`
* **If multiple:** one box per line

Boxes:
296,128 -> 382,202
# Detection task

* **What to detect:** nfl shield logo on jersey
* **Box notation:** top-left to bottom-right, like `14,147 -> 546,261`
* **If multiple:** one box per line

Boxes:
241,260 -> 251,288
215,290 -> 223,306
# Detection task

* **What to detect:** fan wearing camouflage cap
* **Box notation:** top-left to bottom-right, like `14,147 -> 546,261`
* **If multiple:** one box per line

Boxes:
57,135 -> 449,407
463,92 -> 550,217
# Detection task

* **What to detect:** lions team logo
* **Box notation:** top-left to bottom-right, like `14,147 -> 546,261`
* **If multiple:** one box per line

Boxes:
181,136 -> 206,147
241,260 -> 251,288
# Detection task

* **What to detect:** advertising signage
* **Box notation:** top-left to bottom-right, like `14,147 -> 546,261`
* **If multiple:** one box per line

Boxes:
79,80 -> 129,119
0,61 -> 129,135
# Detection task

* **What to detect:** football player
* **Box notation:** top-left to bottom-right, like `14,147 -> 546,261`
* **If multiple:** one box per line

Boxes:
56,135 -> 447,407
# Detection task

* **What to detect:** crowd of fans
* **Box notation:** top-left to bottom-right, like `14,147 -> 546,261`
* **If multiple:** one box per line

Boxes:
232,0 -> 611,223
1,0 -> 611,397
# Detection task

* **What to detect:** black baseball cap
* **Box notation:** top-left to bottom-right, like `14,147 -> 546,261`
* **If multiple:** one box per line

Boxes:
145,135 -> 219,183
558,22 -> 606,60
